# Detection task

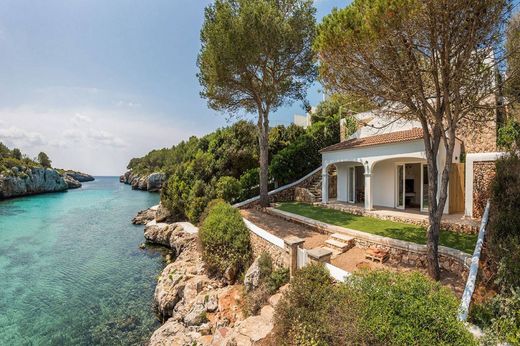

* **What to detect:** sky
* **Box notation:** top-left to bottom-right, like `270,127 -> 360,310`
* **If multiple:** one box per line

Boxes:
0,0 -> 348,176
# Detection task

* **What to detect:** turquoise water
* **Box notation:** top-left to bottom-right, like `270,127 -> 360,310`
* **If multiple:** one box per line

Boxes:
0,177 -> 164,345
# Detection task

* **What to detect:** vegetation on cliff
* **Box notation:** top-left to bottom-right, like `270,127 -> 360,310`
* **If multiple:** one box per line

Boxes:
0,142 -> 48,176
199,200 -> 252,280
126,95 -> 363,223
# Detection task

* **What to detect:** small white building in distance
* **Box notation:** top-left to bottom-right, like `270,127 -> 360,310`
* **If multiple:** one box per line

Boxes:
293,107 -> 315,129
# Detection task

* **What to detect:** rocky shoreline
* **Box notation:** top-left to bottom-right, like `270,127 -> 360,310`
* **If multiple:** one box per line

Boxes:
0,167 -> 95,199
120,171 -> 165,192
137,205 -> 279,345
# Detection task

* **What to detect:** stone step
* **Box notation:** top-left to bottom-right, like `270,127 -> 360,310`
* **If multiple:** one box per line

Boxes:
321,246 -> 341,259
325,239 -> 350,252
331,233 -> 354,244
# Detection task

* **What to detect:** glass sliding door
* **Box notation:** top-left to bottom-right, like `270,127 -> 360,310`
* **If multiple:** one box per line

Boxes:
421,164 -> 429,211
348,167 -> 355,203
396,164 -> 405,209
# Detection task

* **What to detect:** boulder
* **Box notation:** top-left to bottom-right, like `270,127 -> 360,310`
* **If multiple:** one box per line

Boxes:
132,207 -> 156,225
148,319 -> 193,346
183,301 -> 207,326
147,172 -> 166,192
244,257 -> 261,292
144,223 -> 175,247
63,175 -> 82,189
156,203 -> 174,223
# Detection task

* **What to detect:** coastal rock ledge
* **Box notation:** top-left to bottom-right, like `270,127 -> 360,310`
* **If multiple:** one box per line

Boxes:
0,167 -> 95,199
120,171 -> 165,192
140,206 -> 278,346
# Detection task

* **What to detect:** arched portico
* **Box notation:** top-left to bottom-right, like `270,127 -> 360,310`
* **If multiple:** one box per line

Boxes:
321,137 -> 434,212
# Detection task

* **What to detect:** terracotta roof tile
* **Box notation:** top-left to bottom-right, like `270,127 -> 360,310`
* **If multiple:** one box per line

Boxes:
320,128 -> 424,153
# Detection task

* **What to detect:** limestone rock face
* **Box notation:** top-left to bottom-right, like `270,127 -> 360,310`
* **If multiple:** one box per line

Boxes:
141,217 -> 277,346
0,168 -> 68,199
64,175 -> 82,189
120,170 -> 166,192
64,171 -> 94,182
144,222 -> 175,247
132,207 -> 157,225
147,172 -> 166,192
148,319 -> 194,346
244,257 -> 261,292
156,203 -> 174,223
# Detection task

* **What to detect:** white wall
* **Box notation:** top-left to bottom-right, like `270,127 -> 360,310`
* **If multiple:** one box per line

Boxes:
372,160 -> 395,207
336,163 -> 349,202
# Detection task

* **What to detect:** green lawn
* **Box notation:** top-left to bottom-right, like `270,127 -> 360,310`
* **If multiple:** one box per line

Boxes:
275,202 -> 477,254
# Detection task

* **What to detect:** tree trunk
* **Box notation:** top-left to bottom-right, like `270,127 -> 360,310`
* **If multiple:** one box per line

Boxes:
258,109 -> 270,207
426,218 -> 441,280
424,127 -> 456,281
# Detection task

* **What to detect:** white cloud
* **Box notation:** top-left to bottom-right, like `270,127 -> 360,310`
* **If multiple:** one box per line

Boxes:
70,113 -> 93,126
0,106 -> 186,175
0,126 -> 45,147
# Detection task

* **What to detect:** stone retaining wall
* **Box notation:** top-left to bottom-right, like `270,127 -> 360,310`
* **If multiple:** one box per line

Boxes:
322,202 -> 479,235
472,161 -> 496,219
267,208 -> 471,282
249,231 -> 288,269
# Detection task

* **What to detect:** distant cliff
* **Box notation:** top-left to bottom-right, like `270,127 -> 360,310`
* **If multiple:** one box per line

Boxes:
120,171 -> 165,192
0,167 -> 95,199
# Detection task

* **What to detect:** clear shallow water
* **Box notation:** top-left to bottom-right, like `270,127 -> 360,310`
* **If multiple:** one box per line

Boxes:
0,177 -> 163,345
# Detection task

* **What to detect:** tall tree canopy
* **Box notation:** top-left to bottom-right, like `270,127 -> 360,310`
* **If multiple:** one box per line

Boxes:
37,152 -> 52,168
315,0 -> 510,279
198,0 -> 317,206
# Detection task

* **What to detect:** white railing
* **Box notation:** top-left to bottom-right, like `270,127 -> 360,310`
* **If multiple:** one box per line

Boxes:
458,200 -> 491,322
242,218 -> 285,249
233,166 -> 322,208
325,263 -> 351,282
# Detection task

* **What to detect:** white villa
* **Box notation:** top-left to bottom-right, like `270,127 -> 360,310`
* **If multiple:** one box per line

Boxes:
320,109 -> 502,220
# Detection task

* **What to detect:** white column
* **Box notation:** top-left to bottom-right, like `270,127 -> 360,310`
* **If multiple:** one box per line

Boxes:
364,173 -> 373,210
322,167 -> 329,204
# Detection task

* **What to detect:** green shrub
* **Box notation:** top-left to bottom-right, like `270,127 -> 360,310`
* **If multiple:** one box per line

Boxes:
348,270 -> 475,346
497,118 -> 520,151
266,267 -> 289,294
273,263 -> 355,345
273,266 -> 475,346
487,153 -> 520,291
258,251 -> 273,279
199,200 -> 252,279
242,252 -> 289,316
239,167 -> 260,200
215,176 -> 241,203
475,290 -> 520,345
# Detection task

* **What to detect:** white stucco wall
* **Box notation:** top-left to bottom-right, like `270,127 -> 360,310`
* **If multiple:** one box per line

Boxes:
372,160 -> 395,207
336,163 -> 349,202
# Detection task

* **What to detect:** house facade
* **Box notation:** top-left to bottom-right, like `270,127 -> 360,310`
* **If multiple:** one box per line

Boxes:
320,109 -> 501,219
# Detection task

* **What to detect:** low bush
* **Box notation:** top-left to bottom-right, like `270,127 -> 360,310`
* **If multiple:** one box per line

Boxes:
273,266 -> 475,346
199,200 -> 252,279
242,252 -> 289,316
487,153 -> 520,291
471,290 -> 520,345
215,176 -> 241,203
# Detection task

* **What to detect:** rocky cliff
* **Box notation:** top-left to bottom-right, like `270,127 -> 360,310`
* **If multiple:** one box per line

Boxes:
139,206 -> 278,345
64,171 -> 95,182
120,171 -> 165,192
0,167 -> 94,199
